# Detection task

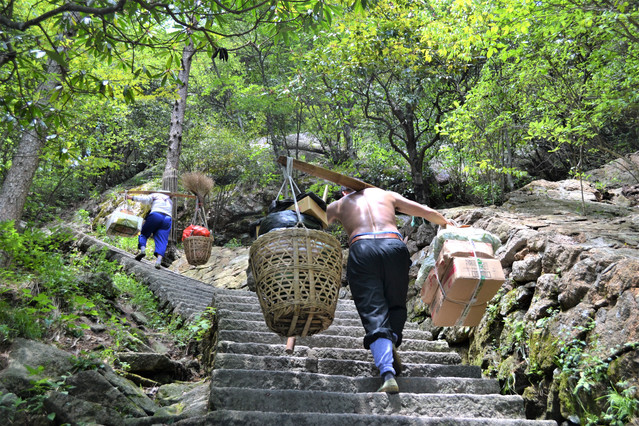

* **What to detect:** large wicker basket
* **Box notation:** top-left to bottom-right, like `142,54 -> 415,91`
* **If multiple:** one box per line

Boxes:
183,235 -> 213,266
249,227 -> 343,338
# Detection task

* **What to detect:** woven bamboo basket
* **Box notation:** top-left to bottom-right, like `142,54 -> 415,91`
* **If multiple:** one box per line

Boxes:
249,227 -> 343,338
183,235 -> 213,266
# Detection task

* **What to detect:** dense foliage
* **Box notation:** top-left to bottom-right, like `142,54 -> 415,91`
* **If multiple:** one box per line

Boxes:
3,0 -> 638,223
0,219 -> 209,352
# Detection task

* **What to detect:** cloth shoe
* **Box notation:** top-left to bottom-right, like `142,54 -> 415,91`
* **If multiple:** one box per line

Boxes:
377,377 -> 399,394
392,347 -> 403,376
135,247 -> 146,261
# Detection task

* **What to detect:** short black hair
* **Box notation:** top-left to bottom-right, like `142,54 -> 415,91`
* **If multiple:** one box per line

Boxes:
341,186 -> 354,193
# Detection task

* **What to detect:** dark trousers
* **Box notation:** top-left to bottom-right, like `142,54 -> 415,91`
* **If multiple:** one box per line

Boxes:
138,212 -> 172,257
347,239 -> 411,349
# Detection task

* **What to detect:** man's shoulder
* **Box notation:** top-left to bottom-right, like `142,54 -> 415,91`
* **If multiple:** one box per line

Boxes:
363,187 -> 390,196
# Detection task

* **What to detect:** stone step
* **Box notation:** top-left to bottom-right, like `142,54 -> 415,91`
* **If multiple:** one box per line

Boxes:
218,318 -> 433,340
215,301 -> 362,319
203,410 -> 558,426
213,291 -> 356,308
217,308 -> 366,328
213,353 -> 481,378
216,308 -> 427,331
208,388 -> 528,419
148,286 -> 214,314
218,330 -> 451,351
216,341 -> 461,365
210,369 -> 498,394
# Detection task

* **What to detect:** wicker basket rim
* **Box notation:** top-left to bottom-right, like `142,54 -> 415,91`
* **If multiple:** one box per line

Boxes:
183,235 -> 213,239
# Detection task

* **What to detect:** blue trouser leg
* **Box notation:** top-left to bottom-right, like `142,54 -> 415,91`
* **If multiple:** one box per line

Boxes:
152,215 -> 171,257
370,337 -> 396,376
139,212 -> 172,256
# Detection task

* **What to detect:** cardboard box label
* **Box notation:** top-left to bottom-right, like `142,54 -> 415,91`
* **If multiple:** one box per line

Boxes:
420,268 -> 439,305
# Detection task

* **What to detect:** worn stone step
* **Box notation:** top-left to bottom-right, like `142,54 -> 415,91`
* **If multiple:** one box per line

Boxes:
203,411 -> 558,426
209,388 -> 527,418
146,284 -> 213,304
215,301 -> 362,319
213,291 -> 356,307
210,369 -> 498,394
213,353 -> 481,378
216,308 -> 365,328
147,286 -> 214,312
218,330 -> 451,351
216,308 -> 427,331
216,341 -> 461,364
218,318 -> 433,340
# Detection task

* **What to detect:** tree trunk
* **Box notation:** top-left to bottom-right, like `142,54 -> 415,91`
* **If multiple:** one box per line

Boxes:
0,59 -> 62,224
343,121 -> 355,160
0,128 -> 46,223
163,40 -> 196,262
164,40 -> 196,178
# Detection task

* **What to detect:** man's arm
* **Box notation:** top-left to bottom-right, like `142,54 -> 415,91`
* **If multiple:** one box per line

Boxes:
390,191 -> 452,226
127,195 -> 152,205
326,200 -> 340,224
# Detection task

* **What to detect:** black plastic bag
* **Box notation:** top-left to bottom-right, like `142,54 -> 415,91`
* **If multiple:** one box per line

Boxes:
258,210 -> 322,236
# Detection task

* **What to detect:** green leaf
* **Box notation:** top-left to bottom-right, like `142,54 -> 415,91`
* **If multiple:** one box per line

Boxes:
45,50 -> 67,68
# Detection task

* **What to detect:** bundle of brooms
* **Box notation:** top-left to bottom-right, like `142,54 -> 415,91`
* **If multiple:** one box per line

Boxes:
181,172 -> 214,200
180,172 -> 214,265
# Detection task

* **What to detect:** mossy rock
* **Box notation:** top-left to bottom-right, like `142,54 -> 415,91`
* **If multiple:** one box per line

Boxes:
499,287 -> 519,317
498,311 -> 527,357
522,381 -> 553,420
468,293 -> 505,366
528,317 -> 561,375
557,373 -> 608,422
496,355 -> 528,394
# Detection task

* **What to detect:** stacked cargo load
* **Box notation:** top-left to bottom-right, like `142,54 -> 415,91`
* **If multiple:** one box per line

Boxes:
417,227 -> 505,327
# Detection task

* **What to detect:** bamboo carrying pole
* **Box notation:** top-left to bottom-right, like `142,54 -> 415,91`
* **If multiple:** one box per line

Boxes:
122,190 -> 196,199
276,156 -> 376,191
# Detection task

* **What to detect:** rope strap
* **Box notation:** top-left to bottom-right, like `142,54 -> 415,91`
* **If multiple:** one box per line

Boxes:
275,156 -> 304,226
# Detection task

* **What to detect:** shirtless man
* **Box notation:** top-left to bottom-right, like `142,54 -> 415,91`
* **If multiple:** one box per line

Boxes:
327,186 -> 453,393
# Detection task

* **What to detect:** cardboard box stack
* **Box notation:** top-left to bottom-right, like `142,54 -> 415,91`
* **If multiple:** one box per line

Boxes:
421,238 -> 505,327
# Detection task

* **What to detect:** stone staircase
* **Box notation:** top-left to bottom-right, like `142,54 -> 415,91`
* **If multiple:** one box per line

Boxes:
72,232 -> 557,424
202,288 -> 557,425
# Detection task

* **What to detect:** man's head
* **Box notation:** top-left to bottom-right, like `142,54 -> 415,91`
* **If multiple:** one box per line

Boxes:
341,186 -> 355,195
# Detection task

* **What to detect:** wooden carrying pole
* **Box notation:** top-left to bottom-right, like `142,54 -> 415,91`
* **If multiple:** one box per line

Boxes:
122,190 -> 196,199
276,156 -> 376,191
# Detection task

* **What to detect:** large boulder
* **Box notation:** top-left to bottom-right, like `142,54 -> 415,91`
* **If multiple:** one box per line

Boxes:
0,338 -> 75,396
0,339 -> 161,423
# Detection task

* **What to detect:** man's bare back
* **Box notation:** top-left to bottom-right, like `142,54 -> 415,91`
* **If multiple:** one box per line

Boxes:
326,187 -> 451,241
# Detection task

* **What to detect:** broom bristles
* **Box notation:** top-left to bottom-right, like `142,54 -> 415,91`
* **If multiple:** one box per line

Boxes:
181,172 -> 214,198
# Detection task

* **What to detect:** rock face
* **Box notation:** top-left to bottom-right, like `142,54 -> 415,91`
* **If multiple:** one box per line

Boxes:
0,337 -> 210,425
408,159 -> 639,424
